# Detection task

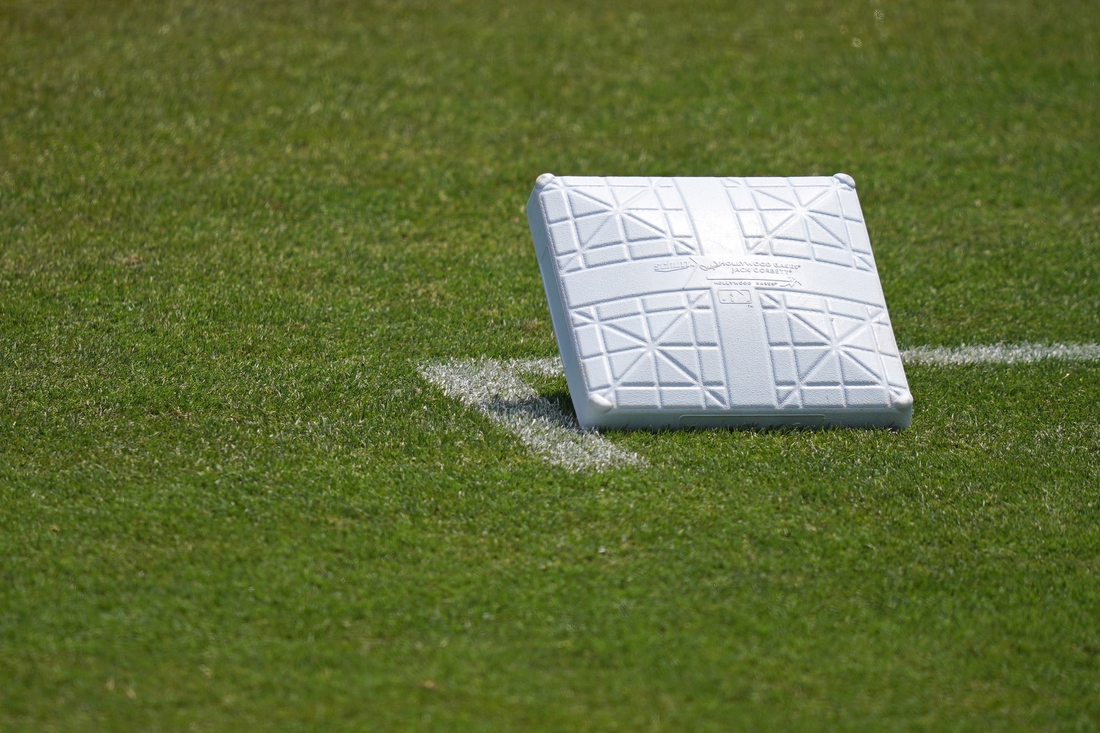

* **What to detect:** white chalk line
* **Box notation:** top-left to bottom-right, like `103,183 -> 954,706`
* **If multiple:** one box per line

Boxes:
417,358 -> 645,473
901,342 -> 1100,365
419,344 -> 1100,472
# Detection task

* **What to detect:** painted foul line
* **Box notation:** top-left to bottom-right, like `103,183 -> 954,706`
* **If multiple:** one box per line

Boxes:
417,358 -> 645,473
901,342 -> 1100,365
419,344 -> 1100,472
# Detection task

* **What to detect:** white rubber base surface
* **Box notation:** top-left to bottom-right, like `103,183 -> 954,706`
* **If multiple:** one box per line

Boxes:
528,173 -> 913,430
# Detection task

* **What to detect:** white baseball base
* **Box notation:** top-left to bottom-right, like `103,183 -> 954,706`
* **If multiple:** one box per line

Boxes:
526,173 -> 914,429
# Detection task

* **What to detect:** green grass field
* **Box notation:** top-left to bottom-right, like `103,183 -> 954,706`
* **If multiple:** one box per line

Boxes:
2,0 -> 1099,729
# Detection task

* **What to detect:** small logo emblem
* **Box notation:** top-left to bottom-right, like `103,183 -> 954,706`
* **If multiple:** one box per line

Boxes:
718,289 -> 752,305
654,260 -> 694,273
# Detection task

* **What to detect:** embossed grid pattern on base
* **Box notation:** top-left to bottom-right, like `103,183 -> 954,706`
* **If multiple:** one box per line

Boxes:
571,290 -> 729,410
539,177 -> 700,273
723,177 -> 875,271
759,290 -> 908,408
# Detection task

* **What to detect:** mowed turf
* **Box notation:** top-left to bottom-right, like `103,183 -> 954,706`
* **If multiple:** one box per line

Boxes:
1,0 -> 1099,729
